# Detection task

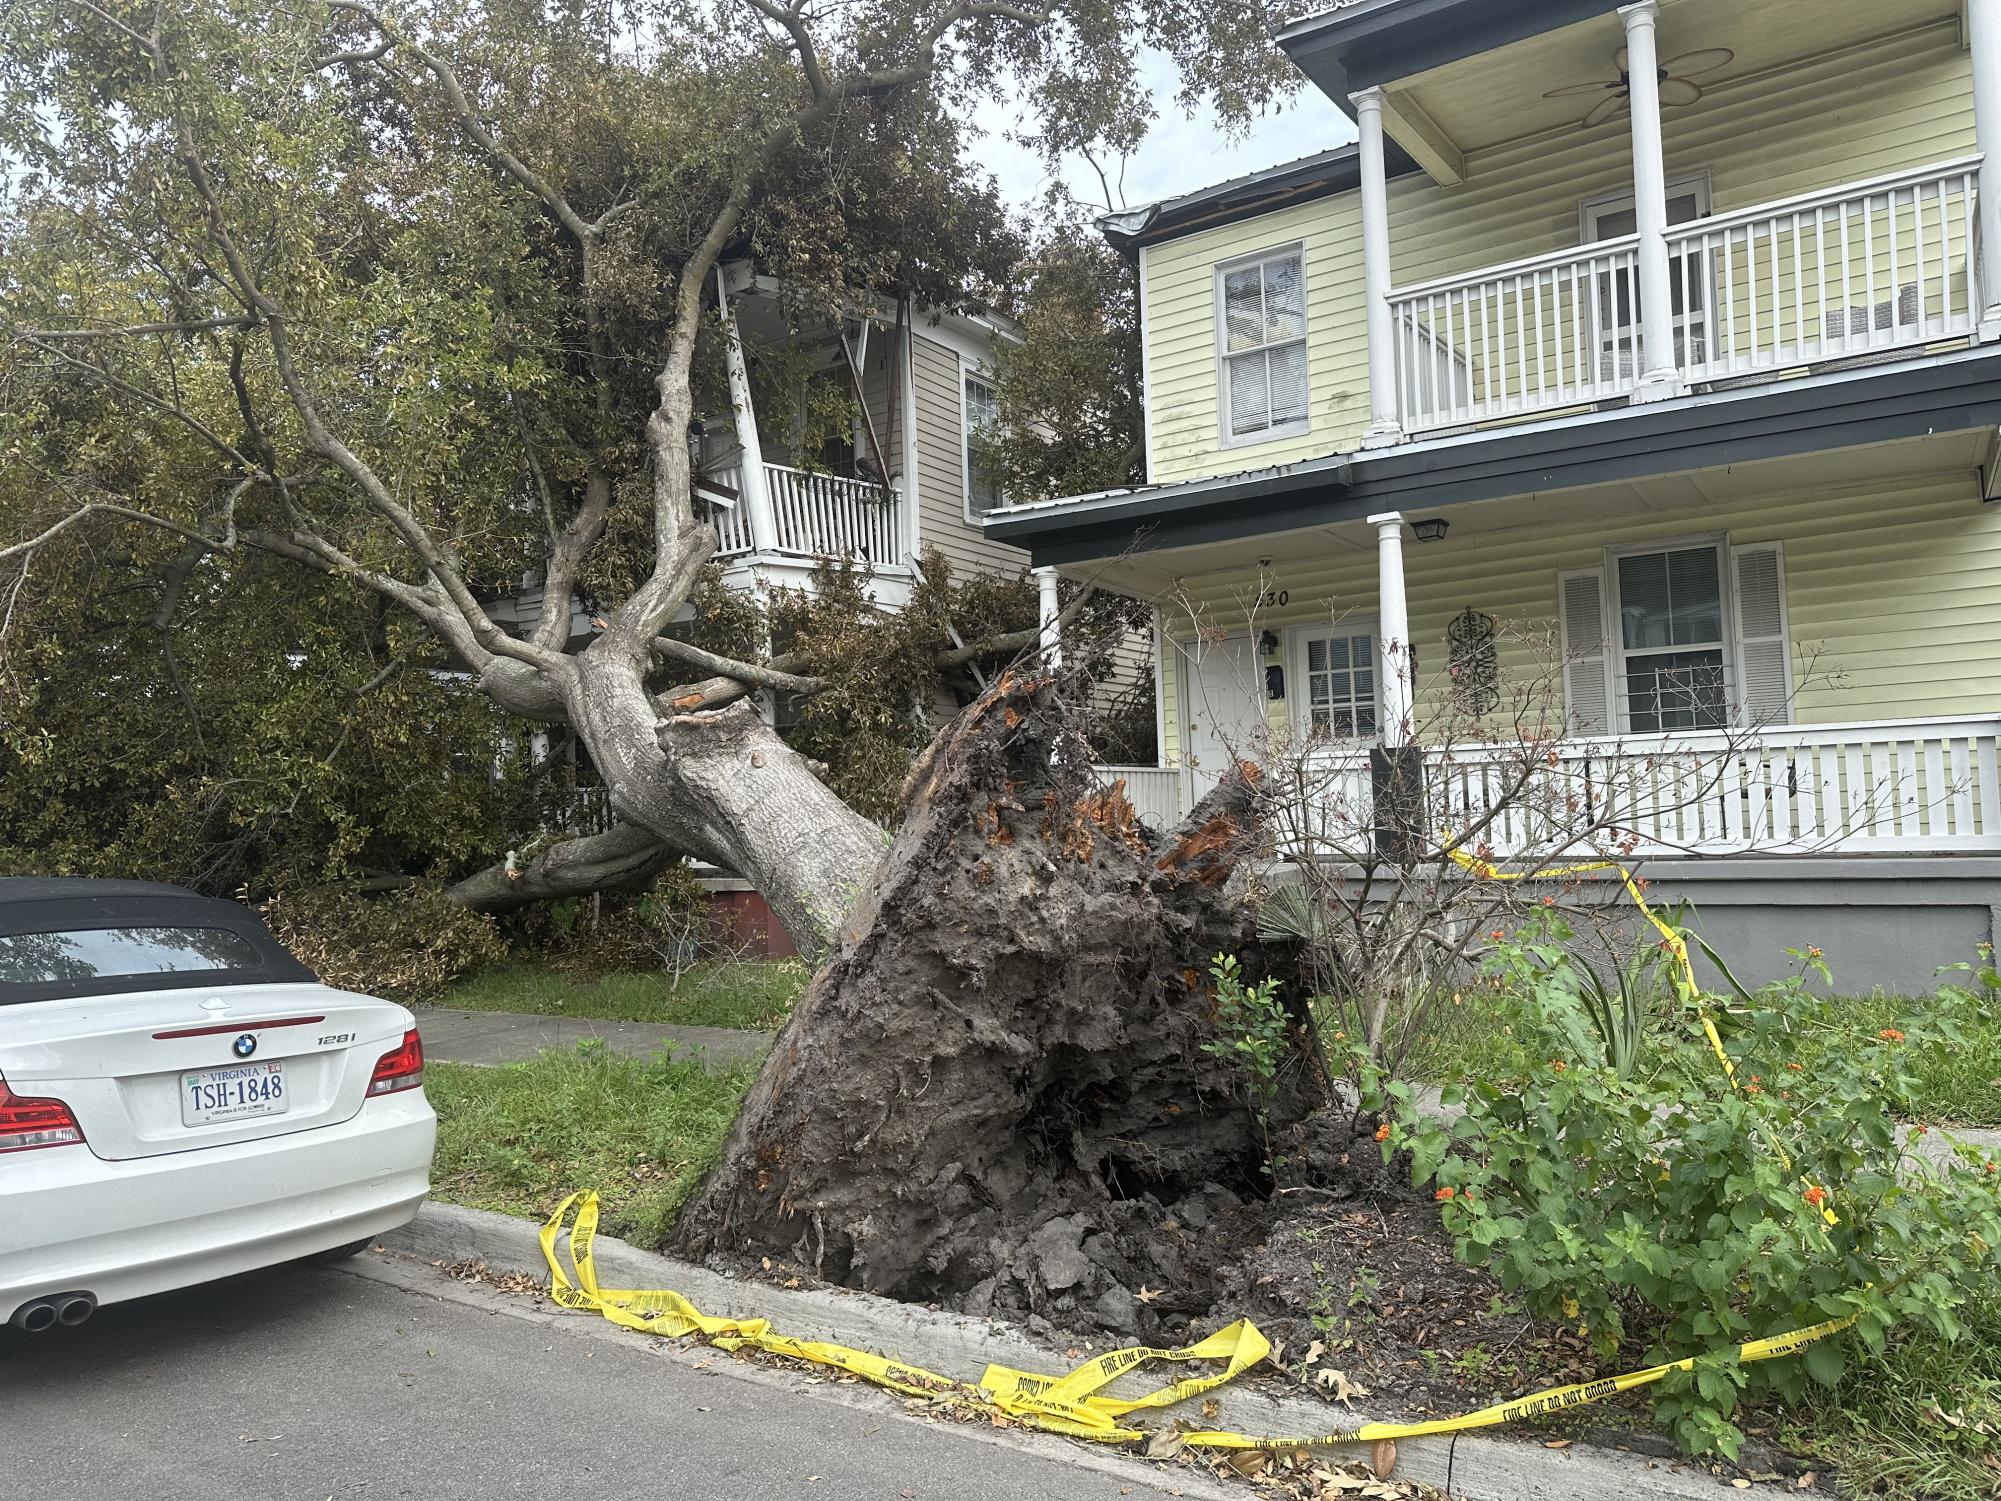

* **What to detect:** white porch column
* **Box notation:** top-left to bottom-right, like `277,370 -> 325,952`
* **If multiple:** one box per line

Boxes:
1036,566 -> 1062,668
1619,2 -> 1685,402
1970,0 -> 2001,337
1369,511 -> 1414,747
1352,88 -> 1404,447
716,267 -> 779,553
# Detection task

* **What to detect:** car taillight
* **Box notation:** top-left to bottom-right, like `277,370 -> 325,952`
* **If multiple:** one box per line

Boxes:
0,1076 -> 85,1153
367,1029 -> 424,1097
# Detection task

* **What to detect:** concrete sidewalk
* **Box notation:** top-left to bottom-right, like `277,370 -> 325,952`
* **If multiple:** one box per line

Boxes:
415,1006 -> 774,1071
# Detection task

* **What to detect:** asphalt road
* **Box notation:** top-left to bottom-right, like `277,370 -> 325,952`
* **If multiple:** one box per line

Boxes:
0,1254 -> 1211,1501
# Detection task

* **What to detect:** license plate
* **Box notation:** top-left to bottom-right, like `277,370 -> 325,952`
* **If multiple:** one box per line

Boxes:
181,1060 -> 287,1127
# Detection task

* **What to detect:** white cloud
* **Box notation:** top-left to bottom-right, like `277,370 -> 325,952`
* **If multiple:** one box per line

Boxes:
967,51 -> 1355,216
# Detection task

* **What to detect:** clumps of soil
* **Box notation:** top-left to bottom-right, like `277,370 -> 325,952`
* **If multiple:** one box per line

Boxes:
962,1109 -> 1598,1422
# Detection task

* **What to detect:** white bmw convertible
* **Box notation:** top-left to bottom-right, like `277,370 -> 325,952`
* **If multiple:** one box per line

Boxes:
0,878 -> 435,1332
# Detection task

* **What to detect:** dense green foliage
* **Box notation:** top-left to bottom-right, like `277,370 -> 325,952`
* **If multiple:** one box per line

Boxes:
990,215 -> 1145,502
1405,969 -> 2001,1128
1373,920 -> 2001,1459
0,535 -> 548,894
262,882 -> 506,998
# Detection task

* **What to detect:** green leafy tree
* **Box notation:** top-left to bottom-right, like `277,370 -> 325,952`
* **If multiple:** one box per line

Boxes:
991,210 -> 1145,501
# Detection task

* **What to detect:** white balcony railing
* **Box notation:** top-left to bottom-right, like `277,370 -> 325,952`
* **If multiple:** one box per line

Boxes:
707,461 -> 903,566
1095,715 -> 2001,858
1668,159 -> 1979,384
1390,236 -> 1643,434
1388,158 -> 1983,436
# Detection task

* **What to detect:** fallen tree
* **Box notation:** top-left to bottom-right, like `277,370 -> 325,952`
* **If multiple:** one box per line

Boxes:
677,671 -> 1328,1327
0,0 -> 1288,952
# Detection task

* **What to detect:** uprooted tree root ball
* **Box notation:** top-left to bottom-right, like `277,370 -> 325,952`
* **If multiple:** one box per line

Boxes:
674,669 -> 1330,1330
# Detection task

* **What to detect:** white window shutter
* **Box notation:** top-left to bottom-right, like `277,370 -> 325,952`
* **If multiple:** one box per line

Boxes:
1558,567 -> 1614,735
1731,541 -> 1793,727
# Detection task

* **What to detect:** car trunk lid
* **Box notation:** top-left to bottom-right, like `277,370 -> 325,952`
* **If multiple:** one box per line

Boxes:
0,983 -> 412,1161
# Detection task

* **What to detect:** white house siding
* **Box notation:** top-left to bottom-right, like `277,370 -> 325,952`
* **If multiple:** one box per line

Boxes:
911,330 -> 1029,582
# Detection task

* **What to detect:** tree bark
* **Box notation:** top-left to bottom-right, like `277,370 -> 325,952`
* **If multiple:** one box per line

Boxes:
445,822 -> 681,913
674,672 -> 1324,1336
558,644 -> 889,957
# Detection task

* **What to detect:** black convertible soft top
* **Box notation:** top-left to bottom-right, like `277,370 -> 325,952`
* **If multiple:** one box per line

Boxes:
0,878 -> 316,1003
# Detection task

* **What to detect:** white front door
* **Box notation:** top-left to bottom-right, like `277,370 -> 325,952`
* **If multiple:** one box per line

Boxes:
1178,635 -> 1266,800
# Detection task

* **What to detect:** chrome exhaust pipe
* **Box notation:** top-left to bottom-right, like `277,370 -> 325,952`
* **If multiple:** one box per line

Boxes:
8,1299 -> 58,1333
54,1293 -> 95,1327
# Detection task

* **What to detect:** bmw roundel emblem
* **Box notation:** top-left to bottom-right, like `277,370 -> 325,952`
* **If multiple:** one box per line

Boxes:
232,1034 -> 258,1059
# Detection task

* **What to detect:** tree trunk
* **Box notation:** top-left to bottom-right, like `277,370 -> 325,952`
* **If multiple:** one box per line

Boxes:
674,671 -> 1325,1337
552,644 -> 888,958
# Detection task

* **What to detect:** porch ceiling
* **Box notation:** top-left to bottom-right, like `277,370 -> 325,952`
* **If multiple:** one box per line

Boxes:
1059,427 -> 1991,599
1389,0 -> 1961,168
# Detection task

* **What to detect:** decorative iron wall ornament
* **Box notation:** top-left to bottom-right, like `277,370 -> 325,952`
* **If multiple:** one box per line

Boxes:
1446,606 -> 1500,717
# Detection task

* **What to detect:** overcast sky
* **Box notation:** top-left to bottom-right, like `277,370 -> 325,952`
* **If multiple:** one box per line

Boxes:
969,51 -> 1355,215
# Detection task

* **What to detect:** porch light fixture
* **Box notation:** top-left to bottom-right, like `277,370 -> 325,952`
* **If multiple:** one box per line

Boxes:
1411,518 -> 1450,543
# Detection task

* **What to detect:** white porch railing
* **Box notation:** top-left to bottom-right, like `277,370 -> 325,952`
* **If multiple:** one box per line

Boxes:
1092,765 -> 1190,829
1668,159 -> 1979,384
1388,158 -> 1983,436
1095,715 -> 2001,857
706,462 -> 903,565
1390,235 -> 1643,433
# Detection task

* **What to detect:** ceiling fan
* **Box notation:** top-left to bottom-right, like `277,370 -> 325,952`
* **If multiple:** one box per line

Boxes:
1542,46 -> 1734,129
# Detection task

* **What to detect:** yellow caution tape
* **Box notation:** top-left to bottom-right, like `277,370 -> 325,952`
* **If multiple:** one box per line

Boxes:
1442,839 -> 1840,1225
538,1190 -> 1854,1450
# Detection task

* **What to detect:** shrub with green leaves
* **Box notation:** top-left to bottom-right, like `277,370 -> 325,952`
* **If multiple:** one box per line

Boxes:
1376,916 -> 2001,1459
263,883 -> 504,1001
1202,953 -> 1291,1118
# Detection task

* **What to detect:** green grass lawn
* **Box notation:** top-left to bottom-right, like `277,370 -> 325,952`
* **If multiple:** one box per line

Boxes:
426,1042 -> 754,1248
1775,1287 -> 2001,1501
432,958 -> 808,1031
1404,991 -> 2001,1126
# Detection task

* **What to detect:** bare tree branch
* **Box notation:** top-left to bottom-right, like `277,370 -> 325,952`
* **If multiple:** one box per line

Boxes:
650,635 -> 828,695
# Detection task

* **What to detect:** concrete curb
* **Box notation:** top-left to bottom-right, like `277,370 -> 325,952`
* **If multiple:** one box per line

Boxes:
382,1200 -> 1757,1501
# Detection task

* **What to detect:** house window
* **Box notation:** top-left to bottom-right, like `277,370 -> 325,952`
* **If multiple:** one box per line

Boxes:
1217,248 -> 1309,443
1560,539 -> 1790,737
1291,626 -> 1378,738
1614,542 -> 1729,733
962,370 -> 1001,517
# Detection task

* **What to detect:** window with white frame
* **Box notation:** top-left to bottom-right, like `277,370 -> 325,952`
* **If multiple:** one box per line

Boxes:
1614,542 -> 1729,733
962,370 -> 1001,516
1290,625 -> 1378,738
1217,248 -> 1309,442
1560,537 -> 1792,736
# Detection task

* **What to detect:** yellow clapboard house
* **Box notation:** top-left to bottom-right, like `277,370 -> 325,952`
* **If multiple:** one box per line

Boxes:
988,0 -> 2001,990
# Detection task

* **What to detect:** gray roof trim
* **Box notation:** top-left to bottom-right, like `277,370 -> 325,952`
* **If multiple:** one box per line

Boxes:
1097,146 -> 1367,253
983,348 -> 2001,567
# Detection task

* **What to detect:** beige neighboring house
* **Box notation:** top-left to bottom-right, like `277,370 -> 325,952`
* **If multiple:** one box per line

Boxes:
697,261 -> 1028,611
988,0 -> 2001,990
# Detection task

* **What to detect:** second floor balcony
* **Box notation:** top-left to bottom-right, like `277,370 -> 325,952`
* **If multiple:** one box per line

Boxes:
1276,0 -> 2001,454
706,459 -> 903,566
1388,156 -> 1983,435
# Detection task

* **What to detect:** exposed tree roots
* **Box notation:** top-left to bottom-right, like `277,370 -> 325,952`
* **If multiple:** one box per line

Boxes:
675,671 -> 1327,1335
